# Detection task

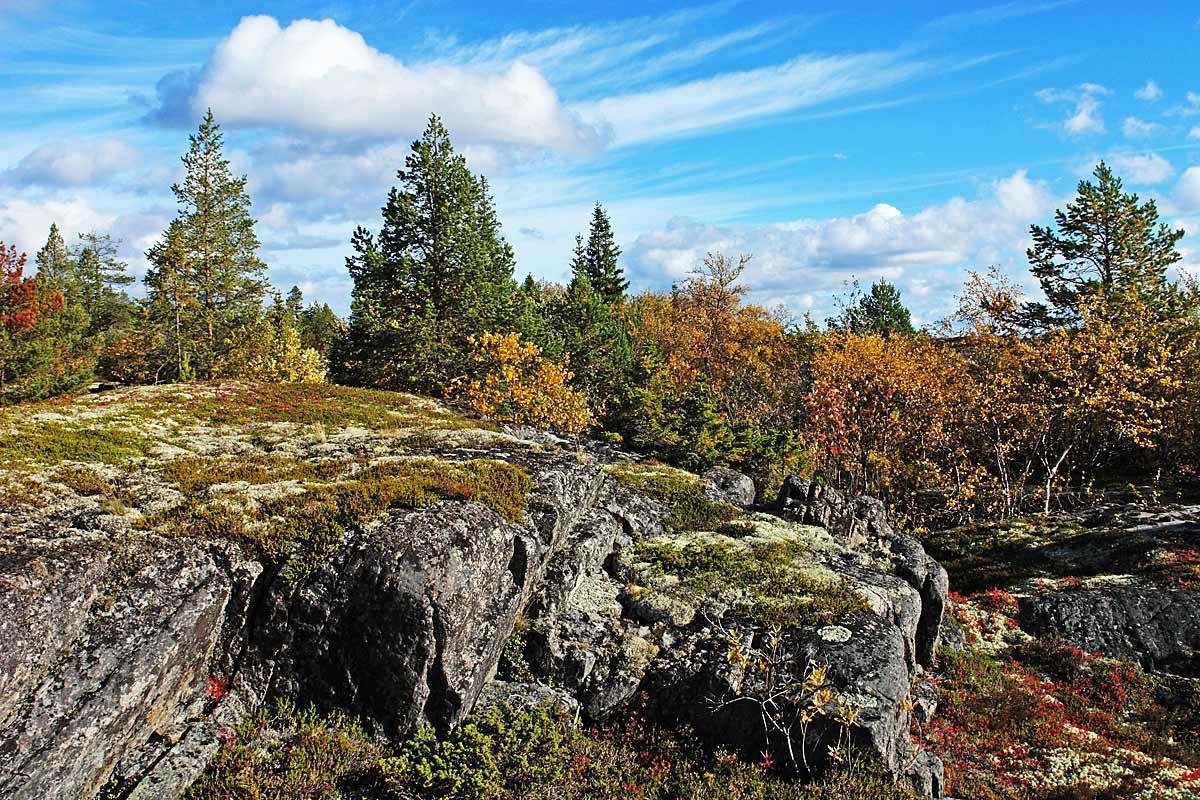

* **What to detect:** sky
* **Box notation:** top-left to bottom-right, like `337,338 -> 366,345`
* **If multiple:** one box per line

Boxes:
2,0 -> 1199,324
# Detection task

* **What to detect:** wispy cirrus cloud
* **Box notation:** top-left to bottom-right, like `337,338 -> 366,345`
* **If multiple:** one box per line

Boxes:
1037,82 -> 1108,135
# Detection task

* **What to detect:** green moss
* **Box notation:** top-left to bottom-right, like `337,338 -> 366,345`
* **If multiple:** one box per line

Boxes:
184,699 -> 383,800
150,383 -> 488,431
142,458 -> 532,582
0,474 -> 44,510
0,422 -> 149,466
636,537 -> 867,627
606,460 -> 740,533
159,453 -> 349,494
50,464 -> 113,496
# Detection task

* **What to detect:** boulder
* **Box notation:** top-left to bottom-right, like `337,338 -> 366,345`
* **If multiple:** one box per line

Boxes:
1019,584 -> 1200,676
702,466 -> 757,507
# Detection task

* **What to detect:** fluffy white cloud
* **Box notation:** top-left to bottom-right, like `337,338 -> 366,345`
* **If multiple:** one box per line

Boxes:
1037,84 -> 1107,136
1190,126 -> 1200,140
625,170 -> 1056,319
155,16 -> 605,154
1176,167 -> 1200,214
1121,116 -> 1161,139
2,138 -> 137,188
1135,80 -> 1162,101
0,196 -> 116,256
575,50 -> 927,146
1109,152 -> 1174,184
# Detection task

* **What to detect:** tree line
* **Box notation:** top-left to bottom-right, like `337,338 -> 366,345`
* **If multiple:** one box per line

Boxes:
3,113 -> 1198,526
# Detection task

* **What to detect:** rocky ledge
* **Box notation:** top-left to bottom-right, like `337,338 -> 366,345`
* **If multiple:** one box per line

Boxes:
0,384 -> 950,799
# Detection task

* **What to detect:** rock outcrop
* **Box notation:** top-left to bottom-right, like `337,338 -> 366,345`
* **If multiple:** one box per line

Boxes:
0,385 -> 952,799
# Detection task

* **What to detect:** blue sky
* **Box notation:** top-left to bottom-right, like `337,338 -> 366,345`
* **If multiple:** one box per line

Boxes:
2,0 -> 1199,323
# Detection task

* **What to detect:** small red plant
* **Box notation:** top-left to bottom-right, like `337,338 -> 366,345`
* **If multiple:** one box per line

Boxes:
204,674 -> 230,702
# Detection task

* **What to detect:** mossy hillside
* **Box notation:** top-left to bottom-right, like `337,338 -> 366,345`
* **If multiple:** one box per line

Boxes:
633,520 -> 869,628
0,382 -> 493,472
142,457 -> 532,581
604,459 -> 740,533
0,384 -> 536,581
925,511 -> 1200,594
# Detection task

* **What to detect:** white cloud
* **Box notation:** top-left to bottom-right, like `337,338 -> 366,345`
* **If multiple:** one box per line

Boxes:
1037,83 -> 1107,135
0,196 -> 116,257
575,51 -> 928,146
625,170 -> 1056,318
1108,152 -> 1174,184
1121,116 -> 1161,139
1135,80 -> 1162,101
1176,167 -> 1200,214
2,138 -> 137,187
1190,126 -> 1200,140
1167,91 -> 1200,117
154,16 -> 605,154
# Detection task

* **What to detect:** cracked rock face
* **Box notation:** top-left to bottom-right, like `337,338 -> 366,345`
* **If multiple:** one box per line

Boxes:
0,386 -> 952,800
0,533 -> 259,800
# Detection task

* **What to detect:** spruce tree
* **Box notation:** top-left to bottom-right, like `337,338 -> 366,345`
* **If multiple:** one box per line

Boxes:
336,115 -> 517,391
832,279 -> 916,337
166,109 -> 266,374
1025,161 -> 1184,327
572,204 -> 628,303
35,224 -> 74,284
145,220 -> 199,380
555,272 -> 633,413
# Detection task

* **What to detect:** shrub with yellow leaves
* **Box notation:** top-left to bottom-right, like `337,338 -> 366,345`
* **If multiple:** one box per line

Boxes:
453,332 -> 592,434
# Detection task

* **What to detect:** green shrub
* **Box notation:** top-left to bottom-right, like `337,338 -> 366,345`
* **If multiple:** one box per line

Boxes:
378,704 -> 574,799
184,700 -> 383,800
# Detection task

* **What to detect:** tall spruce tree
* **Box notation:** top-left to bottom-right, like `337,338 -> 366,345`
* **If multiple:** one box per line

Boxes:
161,109 -> 266,375
555,272 -> 633,414
335,115 -> 518,391
1024,161 -> 1184,327
571,204 -> 628,302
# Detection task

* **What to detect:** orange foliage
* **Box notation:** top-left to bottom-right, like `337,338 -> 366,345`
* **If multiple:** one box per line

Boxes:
804,331 -> 978,522
631,253 -> 798,421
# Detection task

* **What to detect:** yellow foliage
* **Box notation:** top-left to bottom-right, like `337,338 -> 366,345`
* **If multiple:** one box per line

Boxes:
216,313 -> 327,384
453,332 -> 592,434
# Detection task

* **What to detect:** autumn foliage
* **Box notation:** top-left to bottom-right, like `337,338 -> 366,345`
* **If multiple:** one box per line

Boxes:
453,332 -> 592,434
0,242 -> 85,404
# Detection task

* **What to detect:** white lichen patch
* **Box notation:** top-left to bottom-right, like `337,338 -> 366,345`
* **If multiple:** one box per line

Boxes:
818,625 -> 853,643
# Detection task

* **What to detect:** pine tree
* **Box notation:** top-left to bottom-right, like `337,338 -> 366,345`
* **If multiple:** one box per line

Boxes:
335,115 -> 517,391
1025,161 -> 1184,328
167,109 -> 266,374
72,231 -> 135,333
571,204 -> 628,303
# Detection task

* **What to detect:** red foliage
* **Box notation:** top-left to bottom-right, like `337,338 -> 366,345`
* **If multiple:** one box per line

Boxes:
0,243 -> 61,336
204,674 -> 230,702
